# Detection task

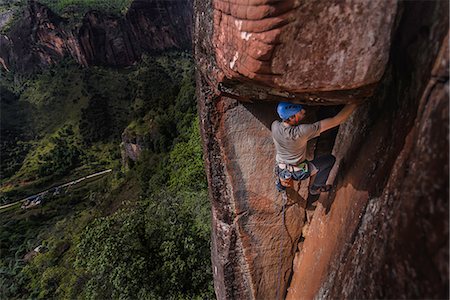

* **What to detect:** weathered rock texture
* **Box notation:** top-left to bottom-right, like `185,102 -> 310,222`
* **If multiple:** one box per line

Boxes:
199,0 -> 397,104
287,3 -> 449,298
0,0 -> 192,72
195,0 -> 448,299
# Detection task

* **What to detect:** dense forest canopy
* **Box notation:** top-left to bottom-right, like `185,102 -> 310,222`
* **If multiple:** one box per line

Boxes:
0,1 -> 212,298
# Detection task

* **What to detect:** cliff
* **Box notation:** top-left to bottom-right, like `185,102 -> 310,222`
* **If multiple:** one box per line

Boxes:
194,0 -> 448,299
0,0 -> 192,72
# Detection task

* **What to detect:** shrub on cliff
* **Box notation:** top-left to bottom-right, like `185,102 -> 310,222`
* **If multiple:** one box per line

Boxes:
168,118 -> 207,193
37,126 -> 83,177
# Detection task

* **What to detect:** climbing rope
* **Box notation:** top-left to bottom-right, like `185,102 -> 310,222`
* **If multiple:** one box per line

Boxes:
275,190 -> 287,300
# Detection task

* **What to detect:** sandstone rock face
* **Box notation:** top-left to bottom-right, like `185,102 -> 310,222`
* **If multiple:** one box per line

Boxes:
0,2 -> 81,72
195,0 -> 448,299
287,8 -> 449,297
0,0 -> 192,72
205,0 -> 397,104
197,92 -> 315,299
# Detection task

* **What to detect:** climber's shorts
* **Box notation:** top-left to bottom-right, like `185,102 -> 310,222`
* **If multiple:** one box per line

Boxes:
291,162 -> 311,181
276,161 -> 317,181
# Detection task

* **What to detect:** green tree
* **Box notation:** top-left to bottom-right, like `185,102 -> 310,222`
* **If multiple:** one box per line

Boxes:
37,126 -> 82,177
79,95 -> 112,145
75,197 -> 213,299
168,117 -> 207,193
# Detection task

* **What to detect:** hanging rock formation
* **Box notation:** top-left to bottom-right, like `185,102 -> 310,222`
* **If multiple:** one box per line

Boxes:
197,0 -> 397,105
194,0 -> 448,299
0,0 -> 192,72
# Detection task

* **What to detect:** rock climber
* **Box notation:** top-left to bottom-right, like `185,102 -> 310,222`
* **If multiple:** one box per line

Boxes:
272,102 -> 357,194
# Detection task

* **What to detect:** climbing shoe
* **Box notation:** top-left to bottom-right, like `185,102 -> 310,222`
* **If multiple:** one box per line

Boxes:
309,184 -> 332,195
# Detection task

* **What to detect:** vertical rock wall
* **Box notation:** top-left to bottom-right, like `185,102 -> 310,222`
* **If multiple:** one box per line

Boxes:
0,0 -> 192,72
287,2 -> 449,298
195,0 -> 448,299
197,89 -> 311,299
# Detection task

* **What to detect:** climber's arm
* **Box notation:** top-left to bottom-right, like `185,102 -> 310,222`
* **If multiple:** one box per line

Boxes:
319,103 -> 357,133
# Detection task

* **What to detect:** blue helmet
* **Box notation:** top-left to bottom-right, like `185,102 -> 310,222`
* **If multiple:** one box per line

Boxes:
277,102 -> 303,120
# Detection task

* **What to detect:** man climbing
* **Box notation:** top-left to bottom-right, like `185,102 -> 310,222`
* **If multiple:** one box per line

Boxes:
272,102 -> 357,194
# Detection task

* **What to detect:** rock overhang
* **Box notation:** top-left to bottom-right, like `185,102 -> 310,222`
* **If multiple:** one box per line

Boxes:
203,0 -> 398,105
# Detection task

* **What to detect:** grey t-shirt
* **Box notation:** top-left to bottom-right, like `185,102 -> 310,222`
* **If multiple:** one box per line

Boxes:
271,120 -> 321,165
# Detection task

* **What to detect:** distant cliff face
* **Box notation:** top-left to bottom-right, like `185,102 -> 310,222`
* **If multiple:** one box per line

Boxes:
194,0 -> 448,299
0,0 -> 192,72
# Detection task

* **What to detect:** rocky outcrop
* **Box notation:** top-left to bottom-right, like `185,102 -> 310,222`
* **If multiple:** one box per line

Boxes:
120,127 -> 147,169
195,0 -> 448,299
0,3 -> 80,72
0,0 -> 192,72
198,0 -> 397,104
79,0 -> 193,66
120,132 -> 144,170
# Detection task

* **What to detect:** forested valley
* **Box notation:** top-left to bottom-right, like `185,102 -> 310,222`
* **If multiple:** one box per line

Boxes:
0,1 -> 212,299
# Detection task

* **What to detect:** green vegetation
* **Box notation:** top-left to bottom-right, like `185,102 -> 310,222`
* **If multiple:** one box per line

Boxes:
0,1 -> 27,35
0,58 -> 130,201
1,118 -> 212,299
1,0 -> 132,34
0,178 -> 109,298
36,126 -> 82,177
0,0 -> 24,13
39,0 -> 133,23
72,121 -> 211,299
1,51 -> 213,299
0,85 -> 32,180
1,52 -> 194,200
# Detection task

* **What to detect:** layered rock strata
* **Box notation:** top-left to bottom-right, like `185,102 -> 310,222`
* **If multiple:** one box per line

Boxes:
195,0 -> 448,299
199,0 -> 397,104
0,0 -> 192,72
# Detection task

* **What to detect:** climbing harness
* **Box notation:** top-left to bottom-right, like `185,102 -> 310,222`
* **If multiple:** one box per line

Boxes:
275,161 -> 310,191
275,190 -> 287,300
